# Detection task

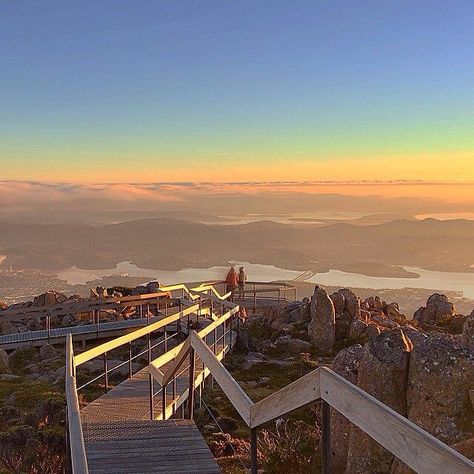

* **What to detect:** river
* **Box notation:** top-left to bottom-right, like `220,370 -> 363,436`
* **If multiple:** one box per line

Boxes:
56,261 -> 474,299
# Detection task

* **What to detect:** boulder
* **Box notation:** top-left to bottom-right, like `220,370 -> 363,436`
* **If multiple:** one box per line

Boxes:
385,302 -> 407,325
331,288 -> 362,340
62,314 -> 76,326
404,330 -> 474,445
346,330 -> 413,473
348,318 -> 368,339
413,293 -> 456,325
33,290 -> 67,307
242,352 -> 267,370
131,285 -> 148,296
0,349 -> 9,372
299,297 -> 311,320
0,300 -> 7,310
462,310 -> 474,351
1,321 -> 18,335
273,335 -> 312,356
338,288 -> 361,320
146,281 -> 161,293
90,287 -> 108,298
330,345 -> 364,473
330,291 -> 346,314
308,286 -> 336,354
365,324 -> 381,338
39,344 -> 57,360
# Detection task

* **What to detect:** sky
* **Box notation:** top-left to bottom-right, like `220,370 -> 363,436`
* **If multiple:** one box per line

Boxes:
1,0 -> 474,184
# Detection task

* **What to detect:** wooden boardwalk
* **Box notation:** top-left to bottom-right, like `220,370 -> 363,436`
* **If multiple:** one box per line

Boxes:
0,316 -> 161,350
83,419 -> 220,473
79,324 -> 227,473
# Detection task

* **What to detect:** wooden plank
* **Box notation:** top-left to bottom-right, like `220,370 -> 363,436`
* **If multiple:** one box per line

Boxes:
83,419 -> 220,474
74,304 -> 198,367
320,367 -> 474,474
190,331 -> 252,426
250,368 -> 320,428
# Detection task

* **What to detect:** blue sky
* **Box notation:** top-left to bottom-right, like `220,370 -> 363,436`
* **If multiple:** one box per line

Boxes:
1,1 -> 473,182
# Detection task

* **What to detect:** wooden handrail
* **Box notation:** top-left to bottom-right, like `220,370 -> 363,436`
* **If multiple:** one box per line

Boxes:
319,368 -> 474,474
65,334 -> 89,474
157,330 -> 474,474
148,304 -> 239,374
190,331 -> 253,426
250,369 -> 321,427
74,302 -> 199,367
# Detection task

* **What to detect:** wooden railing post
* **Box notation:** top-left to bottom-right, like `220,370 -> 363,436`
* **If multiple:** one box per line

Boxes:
149,373 -> 154,420
250,427 -> 258,474
162,383 -> 167,419
187,348 -> 196,419
321,400 -> 331,474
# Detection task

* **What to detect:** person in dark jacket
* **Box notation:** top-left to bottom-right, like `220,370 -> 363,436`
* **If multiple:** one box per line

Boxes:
238,266 -> 247,299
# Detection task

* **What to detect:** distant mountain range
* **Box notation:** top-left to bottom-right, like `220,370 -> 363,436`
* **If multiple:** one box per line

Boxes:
0,217 -> 473,277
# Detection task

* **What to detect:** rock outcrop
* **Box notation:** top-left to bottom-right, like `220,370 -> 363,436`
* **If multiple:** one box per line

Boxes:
413,293 -> 456,325
331,327 -> 474,473
330,344 -> 364,473
308,286 -> 336,354
33,290 -> 68,307
404,330 -> 474,445
346,330 -> 413,473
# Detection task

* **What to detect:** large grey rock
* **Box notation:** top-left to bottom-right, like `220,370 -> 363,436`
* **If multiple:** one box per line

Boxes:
330,345 -> 364,473
346,330 -> 413,473
462,310 -> 474,351
348,319 -> 368,339
308,286 -> 335,354
33,290 -> 67,307
413,293 -> 456,325
131,285 -> 148,296
1,321 -> 18,335
146,281 -> 161,293
404,330 -> 474,445
39,344 -> 57,360
0,349 -> 9,372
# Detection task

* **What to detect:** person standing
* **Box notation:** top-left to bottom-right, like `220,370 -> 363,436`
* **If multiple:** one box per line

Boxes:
225,266 -> 239,300
238,266 -> 247,299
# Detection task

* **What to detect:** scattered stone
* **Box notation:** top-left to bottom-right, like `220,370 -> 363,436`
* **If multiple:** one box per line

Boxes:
0,374 -> 20,381
39,344 -> 57,360
242,352 -> 267,370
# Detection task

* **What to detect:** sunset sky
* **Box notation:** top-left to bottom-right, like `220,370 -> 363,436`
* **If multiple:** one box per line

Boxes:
1,1 -> 474,184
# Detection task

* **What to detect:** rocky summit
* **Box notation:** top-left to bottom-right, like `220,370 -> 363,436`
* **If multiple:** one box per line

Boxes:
240,285 -> 474,472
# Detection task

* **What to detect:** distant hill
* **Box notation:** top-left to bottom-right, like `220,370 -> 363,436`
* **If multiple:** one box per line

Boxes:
0,218 -> 473,276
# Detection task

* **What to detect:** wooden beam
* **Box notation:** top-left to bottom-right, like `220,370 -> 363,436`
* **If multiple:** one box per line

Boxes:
250,368 -> 321,428
65,335 -> 89,474
320,367 -> 474,474
190,331 -> 253,426
160,337 -> 192,386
